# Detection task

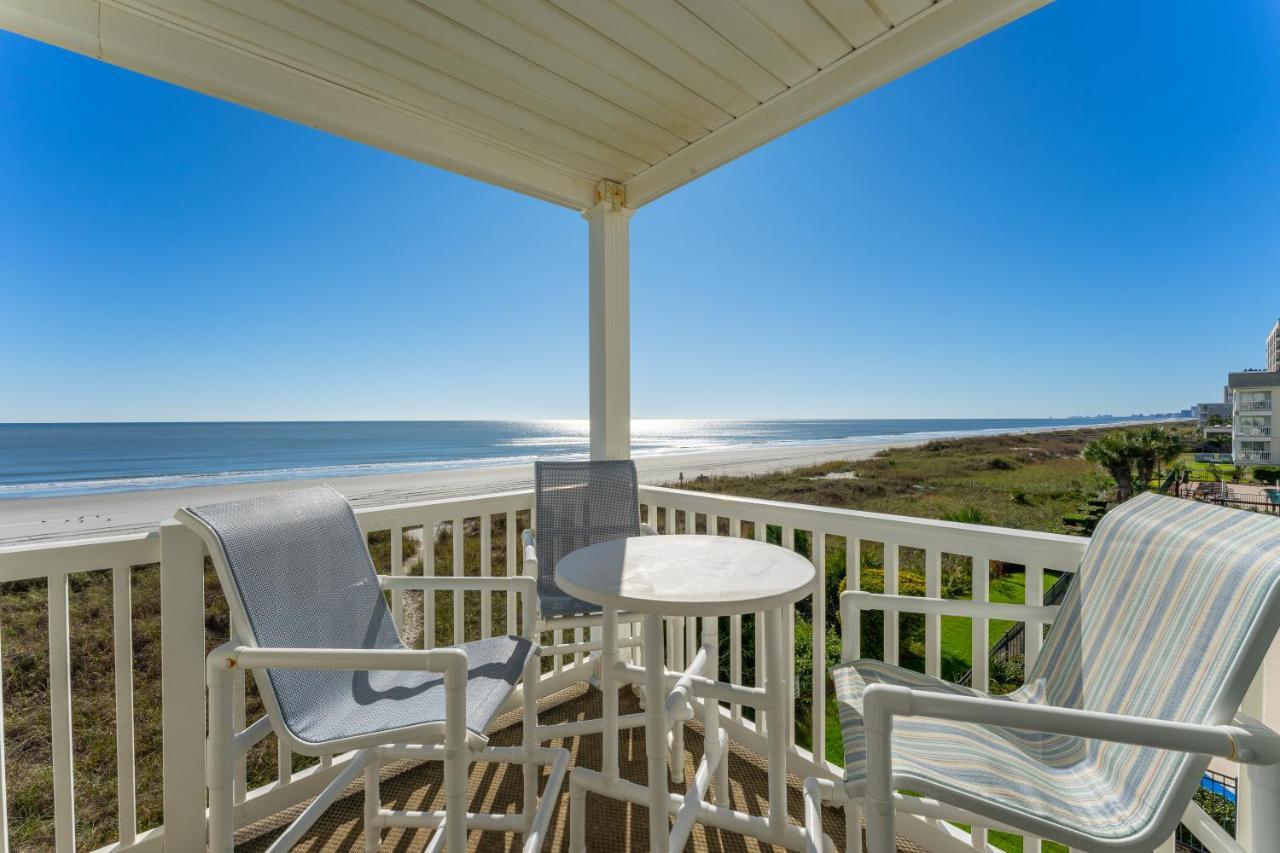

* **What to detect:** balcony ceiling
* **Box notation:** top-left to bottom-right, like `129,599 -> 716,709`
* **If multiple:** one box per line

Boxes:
2,0 -> 1048,209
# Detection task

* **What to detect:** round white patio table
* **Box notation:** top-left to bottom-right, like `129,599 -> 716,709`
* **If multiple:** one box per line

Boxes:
556,534 -> 815,852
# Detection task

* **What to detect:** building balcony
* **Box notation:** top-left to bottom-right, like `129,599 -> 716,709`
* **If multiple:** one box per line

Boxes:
0,487 -> 1255,853
1238,401 -> 1272,412
1236,427 -> 1273,437
1236,451 -> 1272,464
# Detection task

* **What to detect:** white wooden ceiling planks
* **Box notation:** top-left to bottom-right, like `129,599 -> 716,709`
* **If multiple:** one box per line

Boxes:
0,0 -> 1052,209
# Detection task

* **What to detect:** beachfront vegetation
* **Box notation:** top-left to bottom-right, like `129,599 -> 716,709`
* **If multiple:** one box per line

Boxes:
673,426 -> 1126,533
1081,426 -> 1183,500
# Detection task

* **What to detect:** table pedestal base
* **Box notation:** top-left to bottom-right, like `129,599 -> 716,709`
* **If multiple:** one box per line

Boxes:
568,608 -> 798,852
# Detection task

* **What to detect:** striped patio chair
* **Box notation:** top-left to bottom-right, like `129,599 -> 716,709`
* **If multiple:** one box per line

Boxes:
803,493 -> 1280,852
182,485 -> 567,852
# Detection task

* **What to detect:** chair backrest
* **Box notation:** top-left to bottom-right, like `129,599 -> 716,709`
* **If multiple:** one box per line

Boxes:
1027,492 -> 1280,839
533,460 -> 642,618
177,485 -> 402,741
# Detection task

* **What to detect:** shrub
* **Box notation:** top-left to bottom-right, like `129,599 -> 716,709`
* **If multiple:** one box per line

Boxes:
990,655 -> 1025,695
989,457 -> 1017,471
1253,466 -> 1280,485
791,619 -> 841,725
849,566 -> 927,661
1193,788 -> 1236,836
942,506 -> 991,525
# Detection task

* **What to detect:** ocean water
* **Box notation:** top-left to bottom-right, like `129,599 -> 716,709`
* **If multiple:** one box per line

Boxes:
0,418 -> 1161,500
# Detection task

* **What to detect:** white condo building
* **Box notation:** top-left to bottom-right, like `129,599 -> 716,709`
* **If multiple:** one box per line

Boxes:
1230,371 -> 1280,464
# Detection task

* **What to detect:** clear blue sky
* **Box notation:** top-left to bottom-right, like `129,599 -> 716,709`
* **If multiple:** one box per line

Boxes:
1,1 -> 1277,422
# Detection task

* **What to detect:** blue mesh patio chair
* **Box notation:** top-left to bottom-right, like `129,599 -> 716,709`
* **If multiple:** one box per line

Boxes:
521,460 -> 657,739
181,485 -> 567,852
804,493 -> 1280,853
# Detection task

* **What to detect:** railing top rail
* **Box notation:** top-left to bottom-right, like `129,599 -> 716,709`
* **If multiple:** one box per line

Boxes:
0,527 -> 158,556
0,528 -> 161,581
352,487 -> 534,530
639,485 -> 1088,567
0,482 -> 1089,576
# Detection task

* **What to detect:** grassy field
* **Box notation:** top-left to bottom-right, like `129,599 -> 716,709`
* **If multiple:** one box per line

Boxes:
671,426 -> 1126,534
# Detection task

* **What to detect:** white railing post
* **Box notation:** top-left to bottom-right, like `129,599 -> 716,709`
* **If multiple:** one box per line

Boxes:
585,178 -> 631,461
160,520 -> 208,851
1241,632 -> 1280,851
0,613 -> 7,850
49,571 -> 75,852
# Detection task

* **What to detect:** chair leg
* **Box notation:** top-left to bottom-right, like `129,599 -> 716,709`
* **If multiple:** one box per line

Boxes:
522,652 -> 540,820
568,770 -> 587,853
206,658 -> 235,853
845,799 -> 864,853
864,792 -> 894,853
364,750 -> 382,853
443,668 -> 471,852
863,692 -> 895,853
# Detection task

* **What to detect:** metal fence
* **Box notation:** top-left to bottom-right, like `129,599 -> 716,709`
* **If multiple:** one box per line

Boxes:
955,570 -> 1074,688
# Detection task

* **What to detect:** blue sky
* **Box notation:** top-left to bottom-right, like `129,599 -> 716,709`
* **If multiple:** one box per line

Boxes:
1,1 -> 1277,422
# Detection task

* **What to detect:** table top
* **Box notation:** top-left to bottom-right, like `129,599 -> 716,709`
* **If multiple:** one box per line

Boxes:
554,534 -> 815,617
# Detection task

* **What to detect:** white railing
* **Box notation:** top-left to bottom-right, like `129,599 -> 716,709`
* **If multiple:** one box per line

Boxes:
1239,402 -> 1272,412
1237,452 -> 1271,463
0,485 -> 1262,852
1237,427 -> 1272,437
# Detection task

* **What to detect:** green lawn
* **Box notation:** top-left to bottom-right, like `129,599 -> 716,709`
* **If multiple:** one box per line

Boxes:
939,568 -> 1061,681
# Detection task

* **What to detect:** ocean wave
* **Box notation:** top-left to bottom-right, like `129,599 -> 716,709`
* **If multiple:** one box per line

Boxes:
0,453 -> 563,499
497,436 -> 591,447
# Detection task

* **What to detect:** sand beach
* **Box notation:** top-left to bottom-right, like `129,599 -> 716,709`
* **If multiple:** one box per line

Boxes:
0,420 -> 1174,546
0,437 -> 923,545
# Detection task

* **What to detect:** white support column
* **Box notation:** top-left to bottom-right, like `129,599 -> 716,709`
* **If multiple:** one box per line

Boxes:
584,179 -> 632,460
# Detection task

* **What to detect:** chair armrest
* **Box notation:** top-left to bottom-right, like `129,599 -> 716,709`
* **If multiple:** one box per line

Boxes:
640,522 -> 658,536
378,574 -> 536,595
210,643 -> 468,679
208,643 -> 480,749
377,575 -> 539,641
862,683 -> 1280,765
842,590 -> 1058,622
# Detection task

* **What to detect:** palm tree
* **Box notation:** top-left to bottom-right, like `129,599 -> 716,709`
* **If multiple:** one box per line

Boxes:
1131,427 -> 1183,491
1083,431 -> 1138,501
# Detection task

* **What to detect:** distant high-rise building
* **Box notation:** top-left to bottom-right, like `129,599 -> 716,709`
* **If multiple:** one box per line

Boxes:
1268,319 -> 1280,373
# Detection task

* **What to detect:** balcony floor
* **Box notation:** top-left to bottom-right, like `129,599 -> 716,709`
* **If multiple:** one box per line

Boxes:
236,682 -> 926,852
